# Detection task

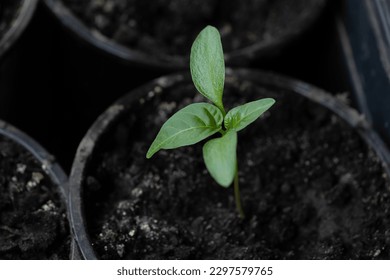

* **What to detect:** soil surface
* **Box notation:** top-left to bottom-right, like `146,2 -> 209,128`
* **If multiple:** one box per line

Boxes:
0,0 -> 21,41
62,0 -> 323,58
0,135 -> 70,259
83,78 -> 390,260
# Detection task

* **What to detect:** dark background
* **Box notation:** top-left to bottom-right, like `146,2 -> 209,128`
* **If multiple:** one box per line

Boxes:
0,1 -> 352,171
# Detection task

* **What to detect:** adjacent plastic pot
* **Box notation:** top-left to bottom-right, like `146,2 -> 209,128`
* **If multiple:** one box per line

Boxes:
0,0 -> 38,129
0,0 -> 38,59
44,0 -> 327,69
336,0 -> 390,147
0,119 -> 79,259
68,69 -> 390,260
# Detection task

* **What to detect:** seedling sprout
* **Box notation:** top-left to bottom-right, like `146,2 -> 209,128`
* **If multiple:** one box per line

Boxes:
147,26 -> 275,218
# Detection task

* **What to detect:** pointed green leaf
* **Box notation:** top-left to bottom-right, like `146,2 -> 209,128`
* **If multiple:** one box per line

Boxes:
203,131 -> 237,187
190,26 -> 225,113
146,103 -> 223,158
225,98 -> 275,132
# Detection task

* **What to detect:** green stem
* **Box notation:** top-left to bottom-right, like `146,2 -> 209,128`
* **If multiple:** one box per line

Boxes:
219,128 -> 226,136
219,105 -> 226,117
234,162 -> 245,219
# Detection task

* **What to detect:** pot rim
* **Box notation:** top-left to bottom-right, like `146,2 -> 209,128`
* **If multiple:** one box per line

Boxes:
0,0 -> 38,59
43,0 -> 326,69
69,68 -> 390,260
0,120 -> 67,190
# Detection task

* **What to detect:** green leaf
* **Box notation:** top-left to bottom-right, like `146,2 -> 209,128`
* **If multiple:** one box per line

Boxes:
203,131 -> 237,187
146,103 -> 223,158
225,98 -> 275,132
190,26 -> 225,113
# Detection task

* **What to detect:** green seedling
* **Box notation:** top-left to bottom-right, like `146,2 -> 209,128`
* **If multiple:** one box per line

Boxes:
146,26 -> 275,218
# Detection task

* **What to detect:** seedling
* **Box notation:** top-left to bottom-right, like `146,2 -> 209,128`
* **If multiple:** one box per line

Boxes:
146,26 -> 275,218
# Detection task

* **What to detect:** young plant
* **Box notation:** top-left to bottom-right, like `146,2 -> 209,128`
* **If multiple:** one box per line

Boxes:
146,26 -> 275,218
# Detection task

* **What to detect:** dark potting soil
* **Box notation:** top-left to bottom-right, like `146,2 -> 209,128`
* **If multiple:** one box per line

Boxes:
0,135 -> 70,259
84,78 -> 390,260
0,0 -> 21,40
62,0 -> 323,58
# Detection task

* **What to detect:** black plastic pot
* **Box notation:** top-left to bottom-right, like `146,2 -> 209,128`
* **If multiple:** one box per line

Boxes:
44,0 -> 327,70
0,0 -> 38,123
0,0 -> 38,59
68,69 -> 390,260
336,0 -> 390,146
0,4 -> 161,171
0,119 -> 78,259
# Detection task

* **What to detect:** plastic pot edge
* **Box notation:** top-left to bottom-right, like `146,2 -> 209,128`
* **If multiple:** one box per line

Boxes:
0,0 -> 38,59
43,0 -> 327,70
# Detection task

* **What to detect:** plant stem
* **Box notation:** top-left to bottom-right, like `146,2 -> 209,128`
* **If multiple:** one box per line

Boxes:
219,105 -> 226,117
234,162 -> 245,219
219,129 -> 226,136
